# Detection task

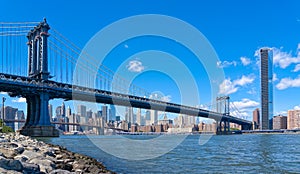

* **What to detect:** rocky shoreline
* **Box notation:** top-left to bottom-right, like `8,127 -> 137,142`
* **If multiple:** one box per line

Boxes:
0,133 -> 115,174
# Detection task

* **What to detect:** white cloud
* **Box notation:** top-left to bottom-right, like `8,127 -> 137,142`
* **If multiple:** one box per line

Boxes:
273,73 -> 278,82
254,46 -> 300,69
217,60 -> 237,68
276,76 -> 300,90
293,64 -> 300,72
272,47 -> 300,68
127,60 -> 145,72
0,92 -> 8,95
161,95 -> 171,102
196,104 -> 209,110
294,105 -> 300,110
219,75 -> 255,95
12,97 -> 26,103
219,79 -> 238,95
275,111 -> 288,115
234,75 -> 255,86
240,57 -> 251,66
149,92 -> 171,102
231,98 -> 259,111
247,88 -> 257,95
230,98 -> 259,119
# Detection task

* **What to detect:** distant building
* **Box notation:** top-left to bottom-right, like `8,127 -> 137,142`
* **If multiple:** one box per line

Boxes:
102,105 -> 108,123
109,105 -> 116,122
125,107 -> 133,124
3,106 -> 18,131
48,104 -> 53,119
260,48 -> 273,130
14,110 -> 25,131
158,114 -> 173,125
150,110 -> 158,125
287,109 -> 300,129
136,108 -> 142,125
253,108 -> 260,129
77,105 -> 86,124
273,115 -> 287,130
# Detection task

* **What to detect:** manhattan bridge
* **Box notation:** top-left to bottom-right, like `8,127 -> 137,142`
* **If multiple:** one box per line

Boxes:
0,19 -> 252,136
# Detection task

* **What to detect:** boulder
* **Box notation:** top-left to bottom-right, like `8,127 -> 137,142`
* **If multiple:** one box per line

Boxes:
0,158 -> 23,171
49,169 -> 74,174
21,161 -> 40,173
29,158 -> 56,173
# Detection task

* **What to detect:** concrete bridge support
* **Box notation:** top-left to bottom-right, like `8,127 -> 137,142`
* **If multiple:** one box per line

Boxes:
19,92 -> 58,137
19,19 -> 58,137
216,120 -> 231,135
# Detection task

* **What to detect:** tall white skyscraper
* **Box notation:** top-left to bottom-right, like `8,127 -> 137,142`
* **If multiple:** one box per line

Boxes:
150,110 -> 158,125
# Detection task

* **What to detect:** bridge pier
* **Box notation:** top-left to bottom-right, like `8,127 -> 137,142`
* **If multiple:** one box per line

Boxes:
19,92 -> 58,137
216,120 -> 231,135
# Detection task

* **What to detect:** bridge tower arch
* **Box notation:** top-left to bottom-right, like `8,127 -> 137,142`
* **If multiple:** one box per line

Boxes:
19,19 -> 58,137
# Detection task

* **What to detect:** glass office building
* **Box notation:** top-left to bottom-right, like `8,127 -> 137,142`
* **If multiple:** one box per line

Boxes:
260,48 -> 273,130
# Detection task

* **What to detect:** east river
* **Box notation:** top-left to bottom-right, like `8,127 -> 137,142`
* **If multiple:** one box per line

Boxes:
39,134 -> 300,173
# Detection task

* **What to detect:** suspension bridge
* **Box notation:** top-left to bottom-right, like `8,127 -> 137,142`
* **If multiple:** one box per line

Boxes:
0,19 -> 252,136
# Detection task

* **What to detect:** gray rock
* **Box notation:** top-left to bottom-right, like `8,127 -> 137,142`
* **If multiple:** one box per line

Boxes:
49,169 -> 74,174
0,158 -> 23,171
22,150 -> 42,159
14,155 -> 28,162
0,167 -> 23,174
0,148 -> 17,158
29,158 -> 55,173
21,161 -> 40,173
15,147 -> 25,154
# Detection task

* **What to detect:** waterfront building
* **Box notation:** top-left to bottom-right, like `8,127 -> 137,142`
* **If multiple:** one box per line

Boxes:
14,110 -> 25,131
145,110 -> 151,122
66,106 -> 72,118
3,106 -> 18,131
260,48 -> 273,130
48,104 -> 53,119
87,109 -> 93,119
253,108 -> 260,129
158,114 -> 173,125
61,102 -> 66,117
136,108 -> 142,125
287,109 -> 300,129
68,113 -> 78,132
273,115 -> 287,130
150,110 -> 158,125
55,106 -> 62,119
77,105 -> 86,124
102,105 -> 108,123
109,105 -> 116,122
125,107 -> 133,124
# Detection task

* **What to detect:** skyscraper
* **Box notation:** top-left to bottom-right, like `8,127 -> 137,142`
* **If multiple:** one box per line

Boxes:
109,105 -> 116,121
136,108 -> 142,125
260,48 -> 273,130
102,105 -> 108,123
253,108 -> 260,129
77,105 -> 86,124
150,110 -> 158,125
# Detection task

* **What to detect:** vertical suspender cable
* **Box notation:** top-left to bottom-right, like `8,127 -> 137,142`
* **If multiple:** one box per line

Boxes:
1,24 -> 3,72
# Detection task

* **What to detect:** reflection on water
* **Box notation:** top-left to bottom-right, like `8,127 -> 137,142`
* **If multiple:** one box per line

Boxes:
39,134 -> 300,173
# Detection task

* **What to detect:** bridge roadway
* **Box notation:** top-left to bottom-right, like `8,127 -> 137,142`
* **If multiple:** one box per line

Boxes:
0,73 -> 252,127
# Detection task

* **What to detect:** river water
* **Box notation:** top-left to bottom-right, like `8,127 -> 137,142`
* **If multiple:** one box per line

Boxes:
39,134 -> 300,173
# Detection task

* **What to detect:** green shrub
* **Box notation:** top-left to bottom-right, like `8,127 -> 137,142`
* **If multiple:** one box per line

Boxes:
0,119 -> 14,133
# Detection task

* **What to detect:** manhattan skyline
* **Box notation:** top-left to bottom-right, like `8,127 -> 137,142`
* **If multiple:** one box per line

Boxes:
0,0 -> 300,121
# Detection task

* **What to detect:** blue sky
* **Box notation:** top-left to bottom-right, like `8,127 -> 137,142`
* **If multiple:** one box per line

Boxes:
1,0 -> 300,120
